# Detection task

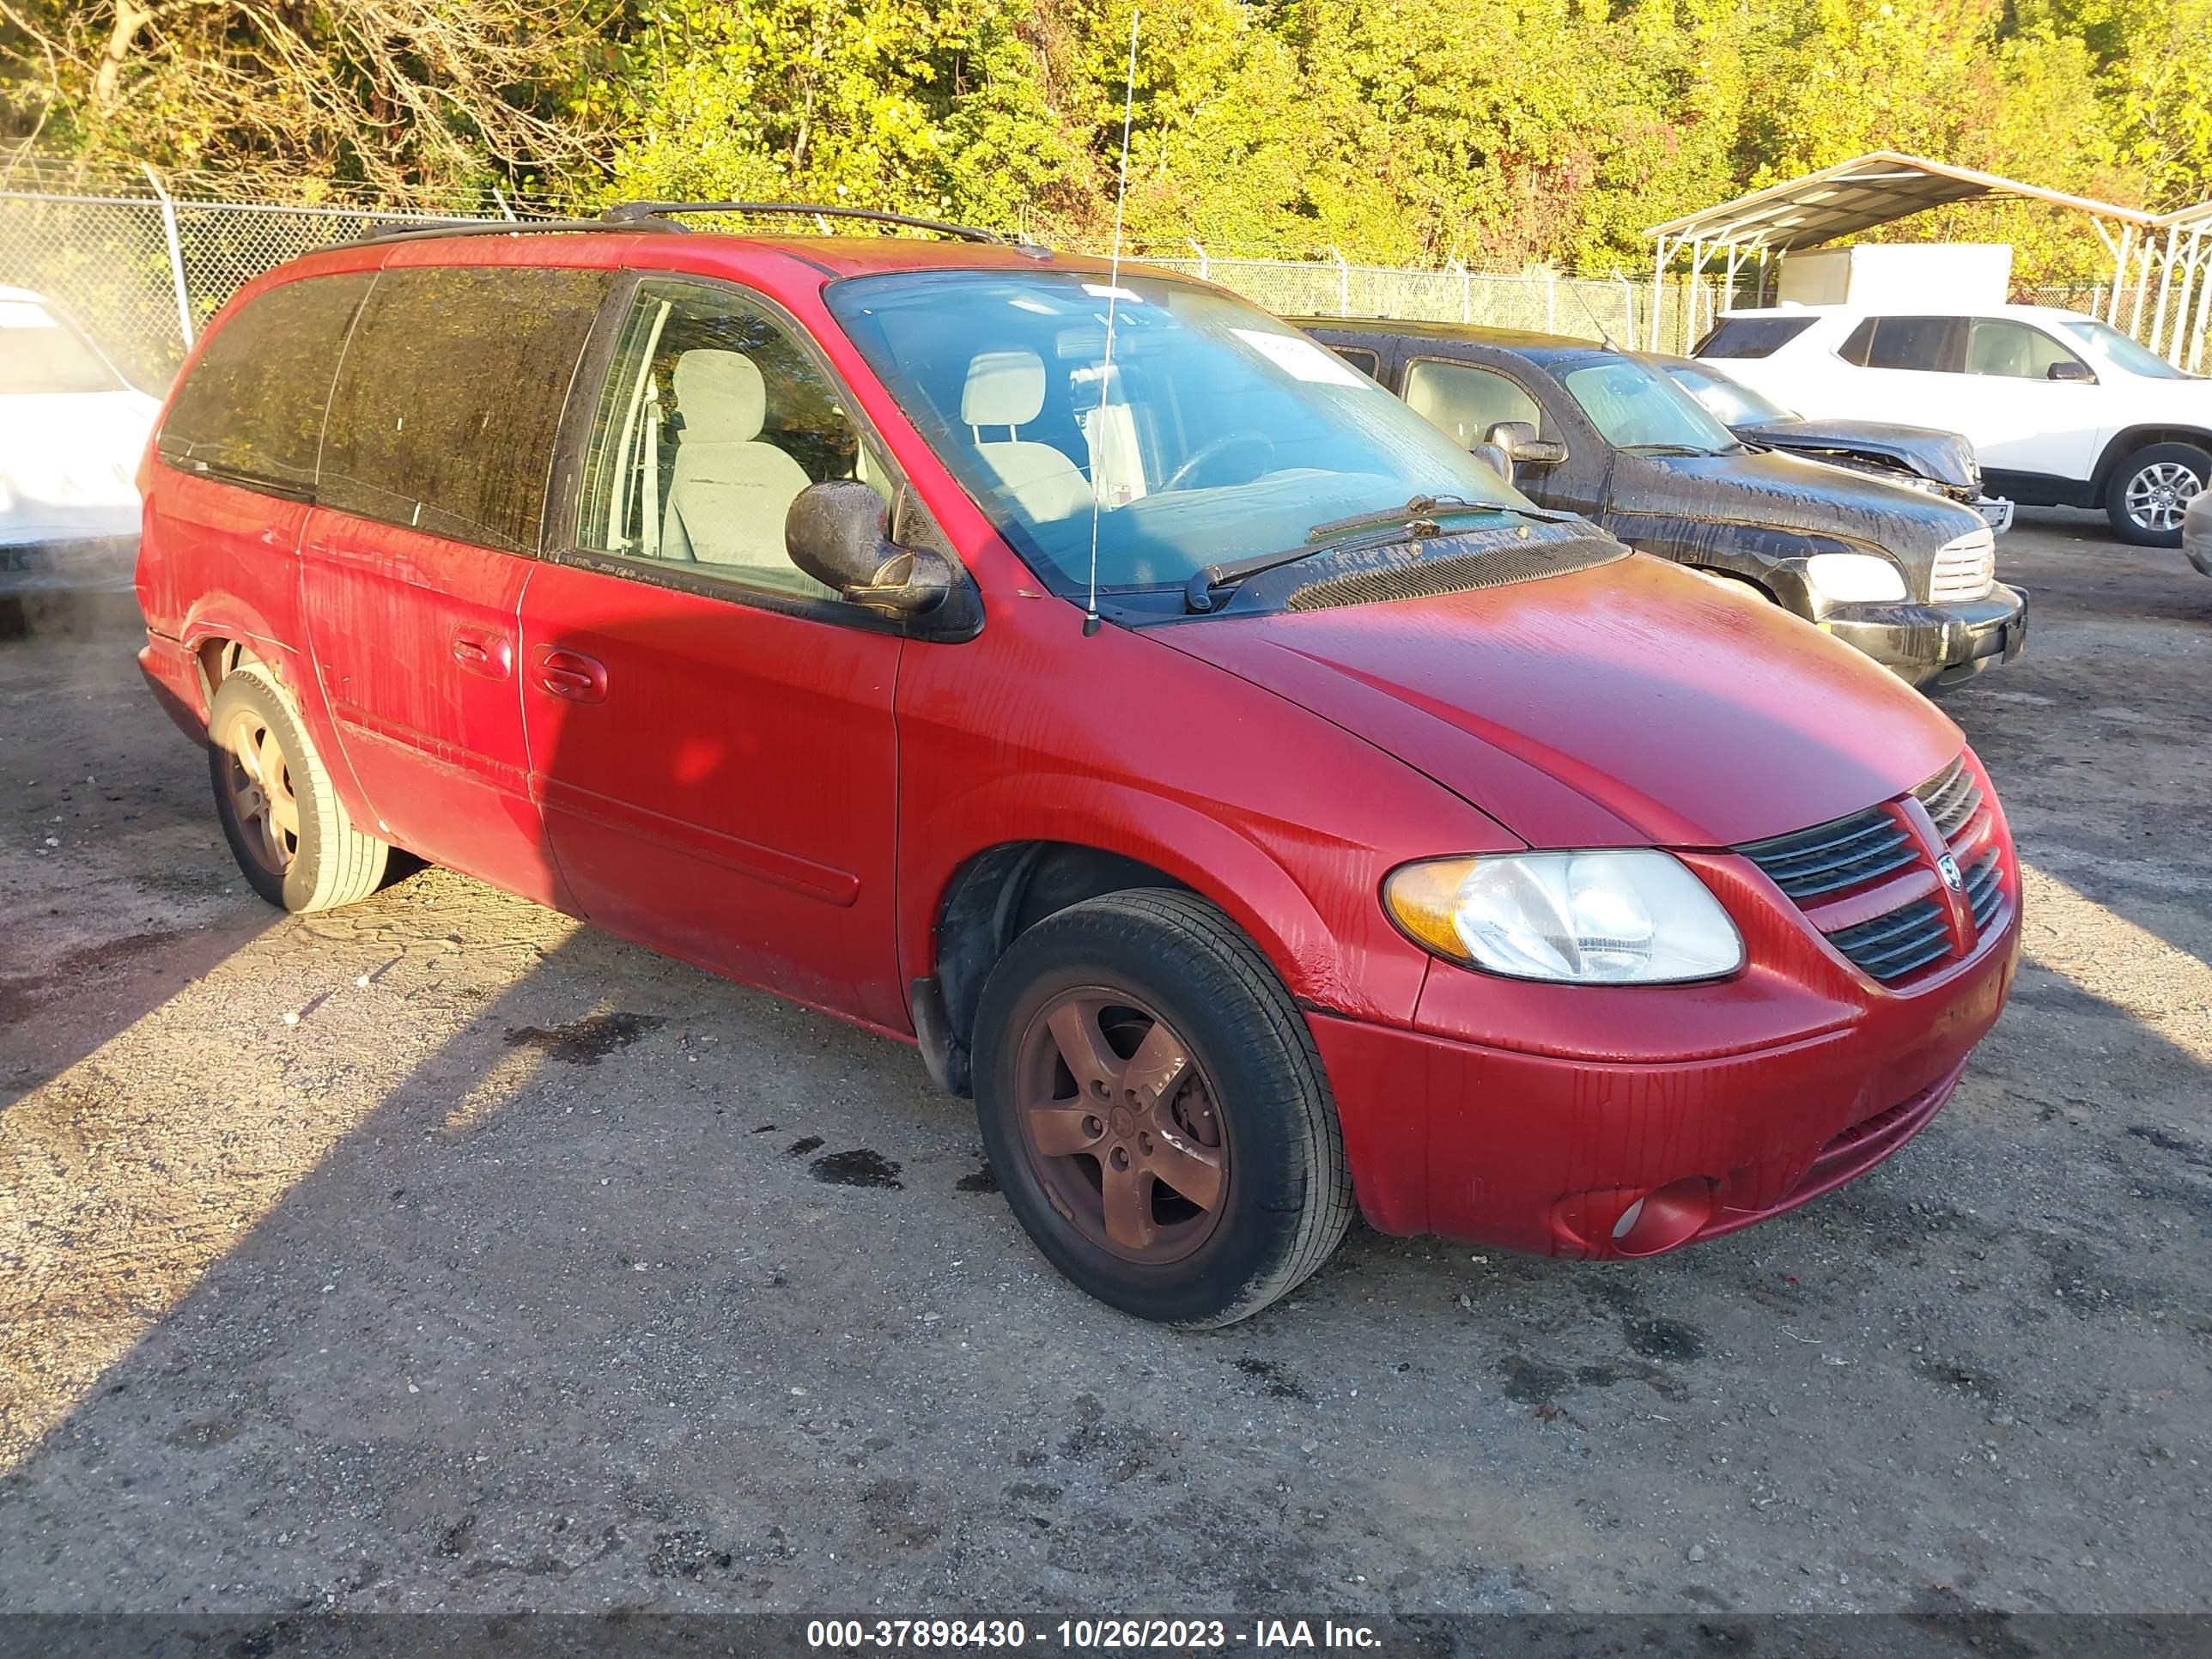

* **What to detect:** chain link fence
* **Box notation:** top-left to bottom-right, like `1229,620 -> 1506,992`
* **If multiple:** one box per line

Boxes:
3,181 -> 1739,389
1135,254 -> 1709,349
0,187 -> 514,387
7,178 -> 2197,389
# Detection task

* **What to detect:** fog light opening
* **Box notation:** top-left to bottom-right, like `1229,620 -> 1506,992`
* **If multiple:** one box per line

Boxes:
1610,1177 -> 1716,1257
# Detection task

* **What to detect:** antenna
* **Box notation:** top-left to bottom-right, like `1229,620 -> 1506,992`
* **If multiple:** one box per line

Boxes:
1566,276 -> 1623,351
1084,6 -> 1139,639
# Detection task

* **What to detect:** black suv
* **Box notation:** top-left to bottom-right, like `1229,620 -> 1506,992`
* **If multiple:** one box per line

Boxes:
1297,319 -> 2028,691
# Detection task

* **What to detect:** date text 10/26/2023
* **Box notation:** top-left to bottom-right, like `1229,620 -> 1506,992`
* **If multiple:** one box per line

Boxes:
805,1620 -> 1384,1650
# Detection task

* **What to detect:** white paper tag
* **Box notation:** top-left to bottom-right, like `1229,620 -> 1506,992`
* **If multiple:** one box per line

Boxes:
1231,328 -> 1366,386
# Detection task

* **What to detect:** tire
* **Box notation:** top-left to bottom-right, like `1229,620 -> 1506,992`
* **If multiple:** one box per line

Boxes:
208,662 -> 389,912
2104,442 -> 2209,547
972,888 -> 1353,1327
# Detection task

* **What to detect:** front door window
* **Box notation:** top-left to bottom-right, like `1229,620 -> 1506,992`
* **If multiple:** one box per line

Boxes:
1402,359 -> 1544,449
576,280 -> 893,600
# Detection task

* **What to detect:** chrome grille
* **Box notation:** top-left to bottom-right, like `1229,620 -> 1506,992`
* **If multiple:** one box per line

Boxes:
1962,850 -> 2002,933
1736,807 -> 1917,900
1735,752 -> 2008,987
1914,757 -> 1984,839
1930,531 -> 1996,602
1826,899 -> 1954,982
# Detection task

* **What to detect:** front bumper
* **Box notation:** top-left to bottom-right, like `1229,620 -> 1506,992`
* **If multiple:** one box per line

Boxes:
2186,526 -> 2212,578
1310,836 -> 2021,1259
1822,583 -> 2027,690
0,533 -> 139,595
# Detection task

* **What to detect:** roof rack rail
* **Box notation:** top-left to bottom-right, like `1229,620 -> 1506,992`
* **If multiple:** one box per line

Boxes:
601,200 -> 1009,245
345,217 -> 660,250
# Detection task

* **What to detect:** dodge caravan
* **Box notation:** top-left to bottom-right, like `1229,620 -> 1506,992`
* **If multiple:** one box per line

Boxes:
134,209 -> 2021,1325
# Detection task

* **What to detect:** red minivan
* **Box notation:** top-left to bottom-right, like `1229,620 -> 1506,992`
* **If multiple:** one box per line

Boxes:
134,209 -> 2020,1326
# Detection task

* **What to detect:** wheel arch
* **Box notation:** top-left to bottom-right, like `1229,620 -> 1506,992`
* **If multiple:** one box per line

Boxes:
181,597 -> 378,830
904,793 -> 1354,1097
2091,426 -> 2212,494
179,595 -> 301,702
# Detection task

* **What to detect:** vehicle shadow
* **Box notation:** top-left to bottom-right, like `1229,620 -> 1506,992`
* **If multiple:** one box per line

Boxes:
0,620 -> 279,1115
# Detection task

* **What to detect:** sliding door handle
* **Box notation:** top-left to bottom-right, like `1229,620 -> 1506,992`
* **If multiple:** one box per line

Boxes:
451,628 -> 514,680
532,646 -> 608,704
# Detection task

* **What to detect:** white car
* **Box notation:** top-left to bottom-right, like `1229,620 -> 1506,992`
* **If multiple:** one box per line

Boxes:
1,286 -> 161,593
1696,303 -> 2209,548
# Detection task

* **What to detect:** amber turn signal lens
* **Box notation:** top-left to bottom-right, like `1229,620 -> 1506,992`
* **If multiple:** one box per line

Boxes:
1382,858 -> 1479,958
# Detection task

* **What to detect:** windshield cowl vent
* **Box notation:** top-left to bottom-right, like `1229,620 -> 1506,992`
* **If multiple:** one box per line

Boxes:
1284,538 -> 1626,612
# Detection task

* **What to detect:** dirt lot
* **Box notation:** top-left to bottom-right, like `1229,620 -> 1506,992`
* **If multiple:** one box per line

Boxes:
0,514 -> 2207,1619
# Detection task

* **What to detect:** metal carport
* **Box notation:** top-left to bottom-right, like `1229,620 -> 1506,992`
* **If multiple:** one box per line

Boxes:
1643,151 -> 2209,364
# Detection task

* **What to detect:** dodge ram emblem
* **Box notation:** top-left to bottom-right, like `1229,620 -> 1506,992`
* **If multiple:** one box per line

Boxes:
1937,852 -> 1964,892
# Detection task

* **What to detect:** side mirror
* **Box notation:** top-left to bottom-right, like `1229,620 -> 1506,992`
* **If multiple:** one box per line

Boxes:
2046,360 -> 2095,384
1470,441 -> 1514,484
1486,420 -> 1566,466
787,480 -> 953,617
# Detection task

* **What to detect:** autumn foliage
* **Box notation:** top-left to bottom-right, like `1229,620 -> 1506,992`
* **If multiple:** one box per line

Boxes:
3,0 -> 2206,281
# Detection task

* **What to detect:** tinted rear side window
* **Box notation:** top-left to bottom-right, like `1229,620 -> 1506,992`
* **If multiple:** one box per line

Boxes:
1693,316 -> 1815,359
1837,316 -> 1966,373
319,264 -> 611,554
157,274 -> 373,496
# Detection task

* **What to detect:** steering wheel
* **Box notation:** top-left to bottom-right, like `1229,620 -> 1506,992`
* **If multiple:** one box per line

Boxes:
1163,432 -> 1275,493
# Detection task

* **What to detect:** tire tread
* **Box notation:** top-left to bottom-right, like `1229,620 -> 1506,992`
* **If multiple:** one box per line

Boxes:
214,663 -> 389,912
979,887 -> 1354,1328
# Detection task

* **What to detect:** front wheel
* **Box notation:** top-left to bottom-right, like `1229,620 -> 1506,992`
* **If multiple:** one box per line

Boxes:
2104,443 -> 2208,547
972,889 -> 1353,1327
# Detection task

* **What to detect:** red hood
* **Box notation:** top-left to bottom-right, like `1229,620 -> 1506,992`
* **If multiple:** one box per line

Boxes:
1153,553 -> 1962,848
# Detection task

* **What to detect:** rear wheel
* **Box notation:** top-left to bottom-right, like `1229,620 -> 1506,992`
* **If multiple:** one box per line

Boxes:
973,889 -> 1352,1327
2104,443 -> 2207,547
209,663 -> 389,912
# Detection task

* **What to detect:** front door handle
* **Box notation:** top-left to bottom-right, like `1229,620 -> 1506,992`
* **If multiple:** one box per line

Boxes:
533,646 -> 608,704
451,627 -> 514,680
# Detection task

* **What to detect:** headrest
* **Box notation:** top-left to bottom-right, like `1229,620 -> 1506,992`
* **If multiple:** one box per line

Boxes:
673,349 -> 767,444
961,349 -> 1046,428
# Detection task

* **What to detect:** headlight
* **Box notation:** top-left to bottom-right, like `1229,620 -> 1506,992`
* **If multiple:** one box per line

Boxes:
1383,851 -> 1744,984
1804,552 -> 1907,603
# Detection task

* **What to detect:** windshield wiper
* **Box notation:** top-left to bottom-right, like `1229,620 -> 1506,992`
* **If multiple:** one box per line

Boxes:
1182,495 -> 1517,614
1620,442 -> 1717,457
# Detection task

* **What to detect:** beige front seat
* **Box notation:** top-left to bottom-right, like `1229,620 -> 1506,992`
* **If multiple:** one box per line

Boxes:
961,349 -> 1091,521
661,349 -> 818,588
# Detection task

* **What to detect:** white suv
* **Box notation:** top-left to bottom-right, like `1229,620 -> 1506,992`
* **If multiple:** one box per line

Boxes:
1696,303 -> 2210,547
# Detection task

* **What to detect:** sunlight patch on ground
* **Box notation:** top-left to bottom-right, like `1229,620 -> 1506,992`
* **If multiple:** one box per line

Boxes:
2017,860 -> 2212,1066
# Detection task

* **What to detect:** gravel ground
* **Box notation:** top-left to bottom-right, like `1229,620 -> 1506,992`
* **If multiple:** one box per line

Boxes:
0,514 -> 2206,1618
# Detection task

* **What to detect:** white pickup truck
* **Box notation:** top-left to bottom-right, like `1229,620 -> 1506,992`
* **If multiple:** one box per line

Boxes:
1696,303 -> 2209,547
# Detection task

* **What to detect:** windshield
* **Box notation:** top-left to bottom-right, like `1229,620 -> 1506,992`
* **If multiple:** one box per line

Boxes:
0,299 -> 125,394
824,270 -> 1531,592
1562,357 -> 1741,453
2058,318 -> 2195,380
1662,361 -> 1794,427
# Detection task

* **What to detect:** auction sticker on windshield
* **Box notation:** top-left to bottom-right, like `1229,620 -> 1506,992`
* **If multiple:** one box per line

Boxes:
1231,328 -> 1369,386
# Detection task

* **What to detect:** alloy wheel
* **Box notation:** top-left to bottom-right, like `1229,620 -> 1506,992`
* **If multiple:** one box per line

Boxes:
1012,988 -> 1229,1263
217,707 -> 300,878
2124,461 -> 2203,534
